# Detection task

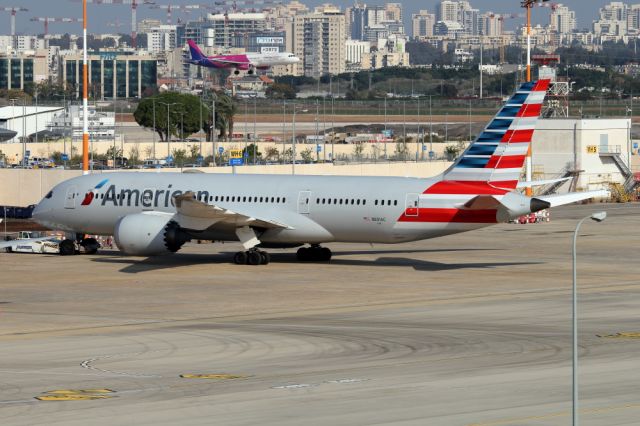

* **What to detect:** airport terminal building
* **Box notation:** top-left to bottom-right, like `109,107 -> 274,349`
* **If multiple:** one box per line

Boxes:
61,52 -> 158,100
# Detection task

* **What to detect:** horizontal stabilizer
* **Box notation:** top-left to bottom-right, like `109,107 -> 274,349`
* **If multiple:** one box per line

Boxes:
535,190 -> 610,207
516,177 -> 572,188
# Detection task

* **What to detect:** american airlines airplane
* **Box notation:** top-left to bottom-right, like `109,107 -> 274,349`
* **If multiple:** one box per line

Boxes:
186,39 -> 300,75
15,79 -> 606,265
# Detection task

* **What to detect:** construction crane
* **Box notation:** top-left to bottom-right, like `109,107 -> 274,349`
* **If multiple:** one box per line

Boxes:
489,13 -> 525,63
213,0 -> 280,13
209,0 -> 281,51
69,0 -> 156,48
150,4 -> 206,24
0,7 -> 28,36
30,17 -> 82,36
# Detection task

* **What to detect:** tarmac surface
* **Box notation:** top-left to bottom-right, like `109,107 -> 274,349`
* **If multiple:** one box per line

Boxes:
0,203 -> 639,425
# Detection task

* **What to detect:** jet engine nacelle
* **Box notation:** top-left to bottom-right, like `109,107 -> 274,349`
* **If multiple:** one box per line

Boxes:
113,213 -> 191,256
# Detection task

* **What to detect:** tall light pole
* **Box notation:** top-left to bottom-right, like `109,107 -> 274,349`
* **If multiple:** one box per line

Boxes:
282,100 -> 286,164
158,101 -> 177,157
291,106 -> 307,174
22,98 -> 26,167
82,0 -> 89,174
253,95 -> 257,164
211,92 -> 217,167
521,0 -> 549,196
572,211 -> 607,426
152,97 -> 156,161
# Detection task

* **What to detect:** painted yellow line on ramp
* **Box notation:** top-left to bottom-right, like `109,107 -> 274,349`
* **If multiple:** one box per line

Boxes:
468,403 -> 640,426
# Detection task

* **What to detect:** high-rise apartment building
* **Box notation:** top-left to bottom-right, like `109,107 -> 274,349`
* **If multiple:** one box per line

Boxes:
549,4 -> 576,34
437,1 -> 460,23
385,3 -> 402,22
480,12 -> 503,37
292,9 -> 346,78
412,10 -> 436,38
146,25 -> 178,53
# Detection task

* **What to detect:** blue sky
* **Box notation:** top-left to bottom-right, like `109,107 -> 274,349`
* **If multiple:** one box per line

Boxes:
1,0 -> 612,35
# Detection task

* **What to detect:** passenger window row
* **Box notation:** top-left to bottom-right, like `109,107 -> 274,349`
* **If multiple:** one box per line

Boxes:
315,198 -> 367,206
374,199 -> 399,206
206,195 -> 286,204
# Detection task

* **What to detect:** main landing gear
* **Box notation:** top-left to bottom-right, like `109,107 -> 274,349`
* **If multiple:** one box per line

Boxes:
234,248 -> 270,265
59,236 -> 100,256
296,245 -> 332,262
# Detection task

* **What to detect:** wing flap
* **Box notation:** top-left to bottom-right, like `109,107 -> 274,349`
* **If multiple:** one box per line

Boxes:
173,192 -> 293,231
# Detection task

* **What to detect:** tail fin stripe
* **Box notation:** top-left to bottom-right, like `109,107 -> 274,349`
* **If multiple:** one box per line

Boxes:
517,103 -> 543,117
500,129 -> 534,143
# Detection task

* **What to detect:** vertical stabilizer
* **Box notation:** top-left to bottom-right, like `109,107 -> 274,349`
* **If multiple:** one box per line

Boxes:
442,79 -> 551,191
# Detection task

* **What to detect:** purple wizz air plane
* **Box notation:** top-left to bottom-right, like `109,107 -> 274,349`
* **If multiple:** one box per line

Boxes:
186,39 -> 300,75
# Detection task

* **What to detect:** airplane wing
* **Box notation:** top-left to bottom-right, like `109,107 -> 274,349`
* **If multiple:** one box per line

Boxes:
173,192 -> 293,231
0,237 -> 53,250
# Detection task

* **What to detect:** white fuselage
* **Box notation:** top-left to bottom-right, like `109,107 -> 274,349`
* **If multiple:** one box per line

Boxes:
33,172 -> 492,246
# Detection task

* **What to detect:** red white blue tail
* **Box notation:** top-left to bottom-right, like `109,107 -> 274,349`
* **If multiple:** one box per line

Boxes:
442,79 -> 551,191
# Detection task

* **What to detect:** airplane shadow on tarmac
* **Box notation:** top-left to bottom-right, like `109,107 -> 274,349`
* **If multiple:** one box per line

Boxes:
91,248 -> 540,274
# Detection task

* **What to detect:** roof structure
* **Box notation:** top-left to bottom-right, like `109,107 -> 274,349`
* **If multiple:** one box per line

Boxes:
0,106 -> 64,120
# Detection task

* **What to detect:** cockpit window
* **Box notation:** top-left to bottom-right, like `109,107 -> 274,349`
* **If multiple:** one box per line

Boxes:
45,191 -> 53,199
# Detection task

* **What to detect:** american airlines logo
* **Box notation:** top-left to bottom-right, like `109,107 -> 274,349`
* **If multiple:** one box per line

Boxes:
81,178 -> 109,206
82,183 -> 210,208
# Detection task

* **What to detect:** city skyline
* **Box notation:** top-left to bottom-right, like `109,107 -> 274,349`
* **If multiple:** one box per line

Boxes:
0,0 -> 616,36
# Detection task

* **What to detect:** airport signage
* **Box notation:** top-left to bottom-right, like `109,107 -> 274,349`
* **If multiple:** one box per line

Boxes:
229,149 -> 243,159
316,144 -> 322,153
587,145 -> 598,154
257,37 -> 283,44
218,147 -> 224,154
229,158 -> 244,166
61,154 -> 69,161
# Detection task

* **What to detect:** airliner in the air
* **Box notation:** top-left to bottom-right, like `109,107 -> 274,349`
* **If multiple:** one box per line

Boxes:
20,79 -> 607,265
186,39 -> 300,75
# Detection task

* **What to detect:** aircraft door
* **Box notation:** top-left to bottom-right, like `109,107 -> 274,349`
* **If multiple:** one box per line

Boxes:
64,186 -> 77,209
297,191 -> 311,214
405,193 -> 419,217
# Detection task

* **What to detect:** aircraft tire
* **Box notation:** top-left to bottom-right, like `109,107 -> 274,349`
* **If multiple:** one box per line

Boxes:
59,239 -> 76,256
259,251 -> 270,265
247,250 -> 262,265
5,247 -> 12,253
81,238 -> 100,255
320,247 -> 332,261
234,251 -> 248,265
296,247 -> 309,261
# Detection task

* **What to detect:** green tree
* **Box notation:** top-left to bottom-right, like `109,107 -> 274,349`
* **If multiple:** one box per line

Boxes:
172,148 -> 187,167
265,83 -> 297,99
242,143 -> 262,163
134,92 -> 235,142
264,146 -> 279,162
300,147 -> 314,163
188,144 -> 200,163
